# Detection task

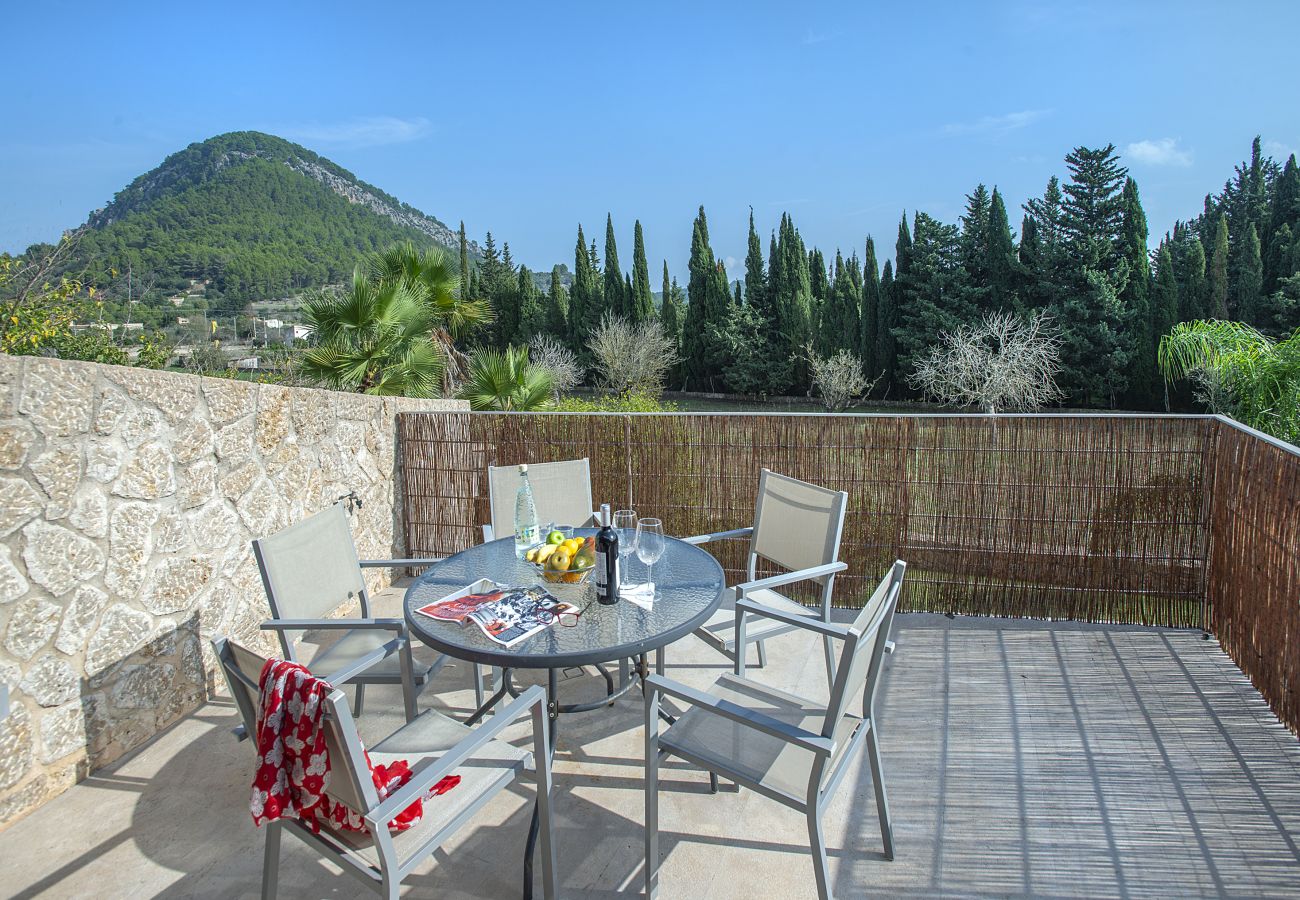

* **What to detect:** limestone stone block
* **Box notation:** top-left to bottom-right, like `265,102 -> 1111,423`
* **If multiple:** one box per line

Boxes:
235,476 -> 286,536
105,367 -> 197,424
0,700 -> 33,790
153,510 -> 190,553
110,662 -> 176,710
0,774 -> 49,827
19,656 -> 79,707
112,440 -> 175,499
21,521 -> 104,596
255,385 -> 291,453
19,359 -> 94,437
38,702 -> 86,763
290,390 -> 334,444
68,488 -> 108,538
218,460 -> 260,502
55,584 -> 108,655
0,355 -> 19,418
84,605 -> 155,677
202,377 -> 256,425
187,501 -> 240,551
84,439 -> 122,483
93,384 -> 130,435
177,459 -> 216,510
215,415 -> 254,463
0,476 -> 44,538
30,445 -> 82,518
172,417 -> 214,465
141,556 -> 213,615
334,391 -> 374,421
3,596 -> 60,659
104,501 -> 159,599
0,545 -> 29,604
0,421 -> 37,469
120,406 -> 165,448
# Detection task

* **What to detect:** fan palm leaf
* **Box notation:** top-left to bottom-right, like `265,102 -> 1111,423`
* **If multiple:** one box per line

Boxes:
457,346 -> 555,411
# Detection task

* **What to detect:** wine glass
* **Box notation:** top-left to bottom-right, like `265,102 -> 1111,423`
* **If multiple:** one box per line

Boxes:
613,509 -> 638,577
635,518 -> 665,593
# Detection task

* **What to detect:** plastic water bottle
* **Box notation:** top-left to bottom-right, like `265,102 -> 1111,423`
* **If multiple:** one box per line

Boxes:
514,464 -> 539,558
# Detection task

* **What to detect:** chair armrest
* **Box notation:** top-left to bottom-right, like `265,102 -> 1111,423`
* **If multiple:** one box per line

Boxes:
734,561 -> 848,597
644,675 -> 835,757
734,598 -> 851,640
364,685 -> 547,828
260,617 -> 407,633
358,558 -> 443,569
680,526 -> 753,546
321,637 -> 406,685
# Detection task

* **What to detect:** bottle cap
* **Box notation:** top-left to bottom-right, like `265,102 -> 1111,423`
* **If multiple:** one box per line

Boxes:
600,503 -> 611,526
518,463 -> 528,474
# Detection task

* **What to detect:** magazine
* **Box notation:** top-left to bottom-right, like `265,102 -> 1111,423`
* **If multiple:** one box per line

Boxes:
415,583 -> 576,648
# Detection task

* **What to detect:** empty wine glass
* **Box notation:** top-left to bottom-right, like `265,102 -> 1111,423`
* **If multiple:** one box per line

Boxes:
636,518 -> 665,594
613,510 -> 637,569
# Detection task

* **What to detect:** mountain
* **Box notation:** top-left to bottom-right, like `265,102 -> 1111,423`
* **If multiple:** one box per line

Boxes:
53,131 -> 473,314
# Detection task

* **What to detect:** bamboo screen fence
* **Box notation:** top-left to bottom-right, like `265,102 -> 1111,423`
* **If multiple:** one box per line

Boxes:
399,411 -> 1300,731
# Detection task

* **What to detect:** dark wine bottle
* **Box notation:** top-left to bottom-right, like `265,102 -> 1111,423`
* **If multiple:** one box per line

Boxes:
594,503 -> 620,605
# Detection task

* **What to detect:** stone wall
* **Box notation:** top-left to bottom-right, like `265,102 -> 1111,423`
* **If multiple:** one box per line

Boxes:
0,355 -> 465,828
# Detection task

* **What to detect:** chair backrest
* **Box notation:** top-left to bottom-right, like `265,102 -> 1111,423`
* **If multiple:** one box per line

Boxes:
821,560 -> 906,737
487,458 -> 594,539
748,469 -> 848,580
212,636 -> 380,820
252,504 -> 368,655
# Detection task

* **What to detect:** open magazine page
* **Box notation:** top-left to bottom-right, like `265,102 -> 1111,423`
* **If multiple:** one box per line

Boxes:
467,586 -> 574,647
413,584 -> 507,623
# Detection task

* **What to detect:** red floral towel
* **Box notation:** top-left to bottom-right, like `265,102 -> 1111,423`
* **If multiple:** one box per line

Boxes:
250,659 -> 459,835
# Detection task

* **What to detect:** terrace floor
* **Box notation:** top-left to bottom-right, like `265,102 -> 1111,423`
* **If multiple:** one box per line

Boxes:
3,588 -> 1300,899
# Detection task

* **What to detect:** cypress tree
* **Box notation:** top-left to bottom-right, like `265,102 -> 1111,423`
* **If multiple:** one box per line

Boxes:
875,260 -> 897,397
1266,155 -> 1300,291
457,220 -> 471,293
1176,235 -> 1209,322
985,188 -> 1018,312
860,236 -> 880,377
1232,222 -> 1264,325
603,213 -> 626,318
817,250 -> 860,354
660,261 -> 682,343
630,220 -> 655,322
1120,178 -> 1155,407
893,211 -> 967,391
1151,239 -> 1180,372
516,266 -> 543,342
545,266 -> 569,338
569,225 -> 595,350
808,247 -> 829,342
960,184 -> 992,314
1209,214 -> 1230,318
682,207 -> 733,390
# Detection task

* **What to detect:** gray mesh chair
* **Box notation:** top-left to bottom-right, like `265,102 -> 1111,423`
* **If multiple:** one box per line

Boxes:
253,503 -> 448,720
684,469 -> 848,684
643,560 -> 905,900
213,637 -> 556,900
482,458 -> 598,542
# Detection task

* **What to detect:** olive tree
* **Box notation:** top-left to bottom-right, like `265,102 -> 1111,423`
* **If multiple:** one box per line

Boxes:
587,314 -> 679,396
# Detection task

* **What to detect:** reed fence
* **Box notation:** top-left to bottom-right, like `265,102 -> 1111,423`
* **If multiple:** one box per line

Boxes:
398,410 -> 1299,731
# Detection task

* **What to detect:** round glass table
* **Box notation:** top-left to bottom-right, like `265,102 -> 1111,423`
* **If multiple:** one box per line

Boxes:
404,530 -> 724,899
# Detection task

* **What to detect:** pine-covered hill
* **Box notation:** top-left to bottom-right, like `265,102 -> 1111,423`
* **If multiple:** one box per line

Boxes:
50,131 -> 474,314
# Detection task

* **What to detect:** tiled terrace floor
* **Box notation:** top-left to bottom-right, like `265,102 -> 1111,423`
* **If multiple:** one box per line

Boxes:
3,591 -> 1299,898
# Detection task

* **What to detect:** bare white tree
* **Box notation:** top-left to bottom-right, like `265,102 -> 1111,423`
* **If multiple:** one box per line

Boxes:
528,334 -> 584,397
587,314 -> 679,396
807,346 -> 875,412
909,310 -> 1063,413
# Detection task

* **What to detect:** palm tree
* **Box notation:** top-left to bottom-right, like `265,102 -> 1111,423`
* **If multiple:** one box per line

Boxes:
458,346 -> 555,411
1159,320 -> 1300,444
366,242 -> 492,390
299,270 -> 444,397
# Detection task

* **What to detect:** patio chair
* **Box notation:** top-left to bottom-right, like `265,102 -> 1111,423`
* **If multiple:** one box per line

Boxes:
643,560 -> 905,900
482,457 -> 599,542
213,637 -> 557,900
253,502 -> 451,721
683,468 -> 848,685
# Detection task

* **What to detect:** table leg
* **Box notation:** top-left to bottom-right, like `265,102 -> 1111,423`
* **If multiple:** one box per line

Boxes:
464,667 -> 511,727
524,668 -> 559,900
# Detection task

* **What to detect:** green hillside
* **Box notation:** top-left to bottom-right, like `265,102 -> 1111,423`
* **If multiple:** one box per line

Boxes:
52,131 -> 466,314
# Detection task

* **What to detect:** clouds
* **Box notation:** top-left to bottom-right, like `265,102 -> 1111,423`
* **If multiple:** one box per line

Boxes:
1125,138 -> 1193,168
943,109 -> 1051,137
277,116 -> 432,149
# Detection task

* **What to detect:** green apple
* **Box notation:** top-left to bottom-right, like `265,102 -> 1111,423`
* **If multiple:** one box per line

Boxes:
546,529 -> 565,545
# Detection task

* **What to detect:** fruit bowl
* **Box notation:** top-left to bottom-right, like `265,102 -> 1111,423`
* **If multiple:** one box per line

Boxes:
524,534 -> 597,584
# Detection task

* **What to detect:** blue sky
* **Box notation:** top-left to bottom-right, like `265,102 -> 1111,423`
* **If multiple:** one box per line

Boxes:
3,0 -> 1298,284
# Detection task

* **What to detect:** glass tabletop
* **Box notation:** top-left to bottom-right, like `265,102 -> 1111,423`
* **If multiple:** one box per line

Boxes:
403,529 -> 726,669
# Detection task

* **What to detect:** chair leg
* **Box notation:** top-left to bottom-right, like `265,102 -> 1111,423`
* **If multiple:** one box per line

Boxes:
756,639 -> 768,669
645,692 -> 660,898
353,683 -> 365,716
261,821 -> 281,900
822,633 -> 836,688
807,805 -> 833,900
866,724 -> 894,860
473,663 -> 485,709
709,772 -> 719,794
